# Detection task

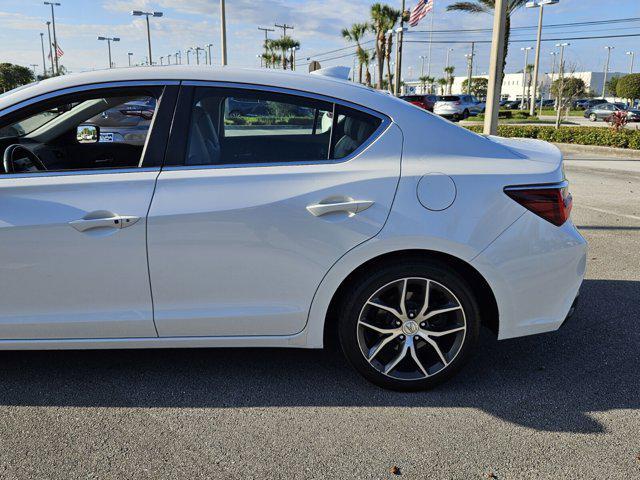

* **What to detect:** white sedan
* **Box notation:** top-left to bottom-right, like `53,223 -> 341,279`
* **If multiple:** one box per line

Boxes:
0,67 -> 585,391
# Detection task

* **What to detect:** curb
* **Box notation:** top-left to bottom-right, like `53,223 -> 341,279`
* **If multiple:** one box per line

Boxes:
554,143 -> 640,160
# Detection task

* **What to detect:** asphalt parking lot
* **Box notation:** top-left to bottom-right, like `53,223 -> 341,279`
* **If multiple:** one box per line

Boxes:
0,156 -> 638,479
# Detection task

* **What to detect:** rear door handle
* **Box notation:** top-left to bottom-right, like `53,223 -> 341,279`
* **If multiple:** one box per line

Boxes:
69,214 -> 140,232
306,200 -> 374,217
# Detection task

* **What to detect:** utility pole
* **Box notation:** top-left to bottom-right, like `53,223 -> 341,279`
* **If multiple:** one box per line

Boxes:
131,10 -> 163,66
483,0 -> 508,136
46,21 -> 54,76
128,52 -> 133,66
275,23 -> 294,38
521,46 -> 532,110
220,0 -> 228,65
602,46 -> 614,98
393,0 -> 406,96
44,2 -> 61,75
39,33 -> 47,76
426,2 -> 435,77
626,51 -> 635,74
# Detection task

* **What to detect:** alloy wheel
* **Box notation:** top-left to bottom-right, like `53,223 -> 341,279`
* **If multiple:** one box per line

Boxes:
356,277 -> 466,381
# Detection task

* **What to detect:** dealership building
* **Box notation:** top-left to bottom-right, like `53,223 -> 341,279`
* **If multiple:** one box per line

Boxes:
404,71 -> 627,100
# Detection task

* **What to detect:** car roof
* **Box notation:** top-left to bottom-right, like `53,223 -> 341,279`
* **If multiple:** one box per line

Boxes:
0,66 -> 407,118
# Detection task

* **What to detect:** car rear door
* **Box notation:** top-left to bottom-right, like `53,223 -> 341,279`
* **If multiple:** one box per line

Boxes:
147,84 -> 402,337
0,83 -> 178,340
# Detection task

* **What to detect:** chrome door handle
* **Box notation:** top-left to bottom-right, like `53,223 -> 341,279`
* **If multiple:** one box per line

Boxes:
306,200 -> 374,217
69,214 -> 140,232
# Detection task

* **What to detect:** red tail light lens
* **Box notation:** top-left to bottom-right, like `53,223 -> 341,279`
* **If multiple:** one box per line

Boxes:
505,184 -> 573,226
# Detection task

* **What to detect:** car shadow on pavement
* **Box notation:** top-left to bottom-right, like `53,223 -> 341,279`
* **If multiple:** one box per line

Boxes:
0,279 -> 637,434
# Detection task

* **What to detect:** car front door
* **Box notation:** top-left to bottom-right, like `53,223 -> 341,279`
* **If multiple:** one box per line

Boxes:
0,83 -> 177,340
147,85 -> 402,337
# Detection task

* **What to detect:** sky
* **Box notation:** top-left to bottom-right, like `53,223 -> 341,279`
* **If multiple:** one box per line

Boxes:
1,0 -> 639,80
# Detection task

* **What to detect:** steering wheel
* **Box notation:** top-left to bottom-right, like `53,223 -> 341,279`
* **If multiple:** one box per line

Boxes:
3,144 -> 47,174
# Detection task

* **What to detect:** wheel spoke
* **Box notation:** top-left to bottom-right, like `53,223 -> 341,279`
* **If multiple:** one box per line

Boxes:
418,332 -> 449,366
368,334 -> 398,361
422,306 -> 462,321
418,279 -> 431,318
422,326 -> 465,337
399,278 -> 408,317
383,341 -> 409,374
358,320 -> 397,335
367,301 -> 403,320
409,341 -> 429,378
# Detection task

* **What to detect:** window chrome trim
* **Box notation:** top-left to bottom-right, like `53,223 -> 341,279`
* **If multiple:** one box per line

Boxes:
166,80 -> 392,170
0,167 -> 160,181
0,80 -> 179,117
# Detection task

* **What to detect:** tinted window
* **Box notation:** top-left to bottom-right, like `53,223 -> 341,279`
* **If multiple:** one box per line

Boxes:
183,87 -> 382,166
0,89 -> 160,174
440,96 -> 460,102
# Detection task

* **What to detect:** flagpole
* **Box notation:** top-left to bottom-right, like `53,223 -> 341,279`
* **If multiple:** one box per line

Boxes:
426,0 -> 434,78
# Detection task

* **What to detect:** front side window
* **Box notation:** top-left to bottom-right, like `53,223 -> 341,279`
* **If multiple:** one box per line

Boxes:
183,87 -> 382,166
0,88 -> 160,175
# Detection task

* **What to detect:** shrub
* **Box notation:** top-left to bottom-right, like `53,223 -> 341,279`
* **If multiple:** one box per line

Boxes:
465,125 -> 640,150
616,74 -> 640,101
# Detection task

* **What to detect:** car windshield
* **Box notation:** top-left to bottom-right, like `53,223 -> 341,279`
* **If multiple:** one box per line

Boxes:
439,96 -> 460,102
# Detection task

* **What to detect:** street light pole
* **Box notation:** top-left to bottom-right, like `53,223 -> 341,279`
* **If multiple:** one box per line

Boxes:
131,10 -> 163,66
220,0 -> 228,65
465,53 -> 474,95
626,51 -> 635,74
549,51 -> 557,99
602,46 -> 614,98
483,0 -> 508,136
46,21 -> 54,76
526,0 -> 559,116
127,52 -> 133,66
44,2 -> 61,75
39,33 -> 47,77
160,56 -> 164,66
205,44 -> 213,65
521,46 -> 532,110
98,36 -> 120,68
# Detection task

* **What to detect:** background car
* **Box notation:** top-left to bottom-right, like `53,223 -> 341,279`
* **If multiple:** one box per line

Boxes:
400,94 -> 438,112
576,98 -> 608,110
433,94 -> 484,121
625,109 -> 640,122
584,102 -> 624,121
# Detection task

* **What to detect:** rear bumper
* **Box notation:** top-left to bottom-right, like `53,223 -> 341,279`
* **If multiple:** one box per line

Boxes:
471,211 -> 587,340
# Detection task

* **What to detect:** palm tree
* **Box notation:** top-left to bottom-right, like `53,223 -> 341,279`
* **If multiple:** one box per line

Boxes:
444,66 -> 455,94
437,77 -> 448,95
358,49 -> 373,86
271,36 -> 300,70
383,8 -> 402,91
447,0 -> 529,81
370,3 -> 398,90
419,75 -> 429,93
342,23 -> 368,83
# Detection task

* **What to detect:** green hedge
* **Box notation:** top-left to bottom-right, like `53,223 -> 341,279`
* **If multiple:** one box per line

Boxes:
225,116 -> 313,126
465,125 -> 640,150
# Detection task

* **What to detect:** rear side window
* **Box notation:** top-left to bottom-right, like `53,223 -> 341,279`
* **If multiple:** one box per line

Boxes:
182,87 -> 382,166
440,96 -> 460,102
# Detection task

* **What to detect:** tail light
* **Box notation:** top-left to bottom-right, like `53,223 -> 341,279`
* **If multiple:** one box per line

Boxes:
505,182 -> 572,226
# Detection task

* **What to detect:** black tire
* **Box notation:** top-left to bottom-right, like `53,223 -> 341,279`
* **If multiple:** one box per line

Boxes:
463,109 -> 470,119
338,258 -> 481,391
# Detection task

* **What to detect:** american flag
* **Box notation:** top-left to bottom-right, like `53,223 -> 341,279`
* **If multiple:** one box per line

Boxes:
48,42 -> 64,59
409,0 -> 433,27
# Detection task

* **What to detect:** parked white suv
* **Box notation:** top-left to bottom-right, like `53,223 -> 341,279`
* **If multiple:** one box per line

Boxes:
434,95 -> 484,121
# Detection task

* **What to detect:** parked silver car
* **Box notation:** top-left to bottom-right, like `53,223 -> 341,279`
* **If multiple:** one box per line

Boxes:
583,103 -> 624,122
433,95 -> 484,121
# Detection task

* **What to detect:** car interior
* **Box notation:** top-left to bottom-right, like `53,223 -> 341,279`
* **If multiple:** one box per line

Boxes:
184,88 -> 381,166
0,89 -> 159,175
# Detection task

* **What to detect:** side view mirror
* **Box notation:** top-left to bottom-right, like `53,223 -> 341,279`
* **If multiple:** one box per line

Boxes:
77,125 -> 99,144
